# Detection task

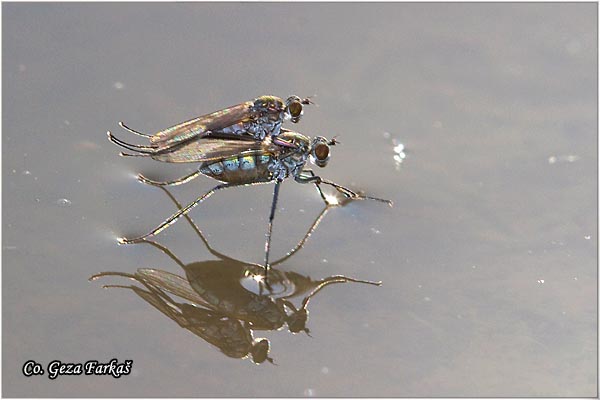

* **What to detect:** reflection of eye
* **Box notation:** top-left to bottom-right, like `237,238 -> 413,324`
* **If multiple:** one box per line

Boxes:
314,143 -> 329,160
288,101 -> 303,118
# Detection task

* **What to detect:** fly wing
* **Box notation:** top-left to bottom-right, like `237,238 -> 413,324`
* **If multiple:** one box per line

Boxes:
150,101 -> 255,150
151,136 -> 270,163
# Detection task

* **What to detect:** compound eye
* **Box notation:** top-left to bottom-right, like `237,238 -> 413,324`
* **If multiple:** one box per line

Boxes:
314,143 -> 329,161
251,339 -> 270,364
288,101 -> 303,119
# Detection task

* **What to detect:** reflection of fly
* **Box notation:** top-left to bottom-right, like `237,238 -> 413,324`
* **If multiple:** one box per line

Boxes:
108,112 -> 392,278
91,188 -> 382,364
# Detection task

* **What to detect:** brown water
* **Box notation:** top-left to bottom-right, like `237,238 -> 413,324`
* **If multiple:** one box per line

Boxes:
3,3 -> 597,397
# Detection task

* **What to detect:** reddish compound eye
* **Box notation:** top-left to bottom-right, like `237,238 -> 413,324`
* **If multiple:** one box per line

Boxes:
288,101 -> 303,118
314,143 -> 329,160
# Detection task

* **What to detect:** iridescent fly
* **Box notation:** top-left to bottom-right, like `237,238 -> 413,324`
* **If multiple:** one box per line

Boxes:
112,95 -> 313,155
108,105 -> 392,278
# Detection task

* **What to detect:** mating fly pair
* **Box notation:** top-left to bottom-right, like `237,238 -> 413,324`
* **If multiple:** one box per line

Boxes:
108,94 -> 392,278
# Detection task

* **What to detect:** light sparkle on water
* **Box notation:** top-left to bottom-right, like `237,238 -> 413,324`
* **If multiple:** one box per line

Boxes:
324,193 -> 339,206
548,154 -> 580,164
57,198 -> 72,207
383,132 -> 407,169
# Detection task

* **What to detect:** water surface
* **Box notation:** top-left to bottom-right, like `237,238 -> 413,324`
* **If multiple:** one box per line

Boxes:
3,3 -> 597,397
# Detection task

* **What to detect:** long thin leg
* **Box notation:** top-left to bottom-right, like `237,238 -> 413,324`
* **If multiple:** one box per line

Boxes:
154,185 -> 331,270
138,169 -> 203,187
154,186 -> 237,262
90,271 -> 169,302
119,121 -> 152,138
107,131 -> 155,152
299,169 -> 328,203
271,202 -> 333,267
89,271 -> 137,281
139,240 -> 187,269
300,275 -> 382,309
119,181 -> 273,244
295,173 -> 393,206
263,178 -> 283,280
120,152 -> 151,158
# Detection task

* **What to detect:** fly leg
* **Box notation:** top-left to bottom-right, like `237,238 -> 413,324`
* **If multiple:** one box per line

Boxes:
153,186 -> 245,265
295,172 -> 393,206
263,178 -> 283,284
119,181 -> 273,244
119,121 -> 152,138
270,202 -> 333,267
156,185 -> 333,271
297,169 -> 328,203
138,169 -> 203,187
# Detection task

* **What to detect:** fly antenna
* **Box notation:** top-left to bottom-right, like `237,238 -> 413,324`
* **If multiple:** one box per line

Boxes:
302,94 -> 318,107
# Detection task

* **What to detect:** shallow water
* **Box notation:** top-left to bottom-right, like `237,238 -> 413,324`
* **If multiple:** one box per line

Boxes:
3,3 -> 597,397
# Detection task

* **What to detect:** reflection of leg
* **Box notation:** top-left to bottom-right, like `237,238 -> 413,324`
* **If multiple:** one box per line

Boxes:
89,271 -> 137,281
139,239 -> 187,269
101,281 -> 187,326
119,181 -> 271,244
301,275 -> 382,309
138,170 -> 203,187
90,271 -> 184,309
90,271 -> 159,297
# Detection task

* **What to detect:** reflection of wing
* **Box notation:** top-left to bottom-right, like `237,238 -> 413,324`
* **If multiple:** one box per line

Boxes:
136,269 -> 214,308
151,137 -> 270,163
150,101 -> 256,150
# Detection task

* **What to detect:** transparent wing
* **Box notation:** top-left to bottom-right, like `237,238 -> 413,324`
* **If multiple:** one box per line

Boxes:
151,137 -> 270,163
135,269 -> 214,308
150,101 -> 255,150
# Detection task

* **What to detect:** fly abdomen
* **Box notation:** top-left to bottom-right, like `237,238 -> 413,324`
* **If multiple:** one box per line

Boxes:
199,153 -> 273,184
239,155 -> 256,170
223,157 -> 240,171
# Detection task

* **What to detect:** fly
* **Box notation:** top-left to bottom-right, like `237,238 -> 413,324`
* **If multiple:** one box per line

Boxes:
108,123 -> 392,279
109,95 -> 313,158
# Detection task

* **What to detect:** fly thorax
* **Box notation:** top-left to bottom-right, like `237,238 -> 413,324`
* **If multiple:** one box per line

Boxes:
269,119 -> 282,138
246,296 -> 273,312
241,118 -> 282,141
267,159 -> 289,181
220,122 -> 248,136
286,152 -> 309,177
242,120 -> 263,139
257,115 -> 282,139
272,154 -> 306,180
248,101 -> 285,140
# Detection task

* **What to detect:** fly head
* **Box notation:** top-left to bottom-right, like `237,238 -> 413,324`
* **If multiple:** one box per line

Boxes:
310,136 -> 337,168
